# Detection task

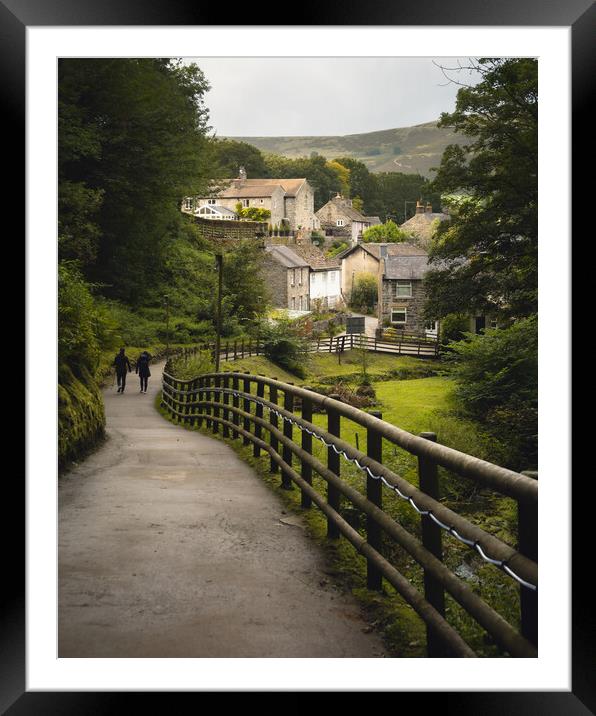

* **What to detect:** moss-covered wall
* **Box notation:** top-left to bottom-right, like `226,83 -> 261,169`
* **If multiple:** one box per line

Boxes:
58,364 -> 105,469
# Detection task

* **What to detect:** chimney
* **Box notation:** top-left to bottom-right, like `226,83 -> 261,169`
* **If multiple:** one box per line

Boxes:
415,199 -> 425,215
426,202 -> 433,213
238,166 -> 247,182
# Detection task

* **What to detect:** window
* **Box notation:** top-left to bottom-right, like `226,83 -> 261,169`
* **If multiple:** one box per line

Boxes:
395,280 -> 412,298
260,199 -> 265,204
242,199 -> 249,207
184,198 -> 193,210
291,297 -> 296,310
391,308 -> 407,325
490,318 -> 498,329
336,219 -> 345,227
290,269 -> 295,286
207,199 -> 216,205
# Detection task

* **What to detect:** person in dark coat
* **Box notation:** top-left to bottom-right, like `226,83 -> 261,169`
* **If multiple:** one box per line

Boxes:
113,348 -> 132,393
135,351 -> 152,393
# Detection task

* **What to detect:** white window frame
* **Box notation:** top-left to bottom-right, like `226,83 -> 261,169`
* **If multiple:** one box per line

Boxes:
336,219 -> 345,227
184,197 -> 193,210
207,198 -> 216,205
290,269 -> 295,287
242,199 -> 249,208
395,280 -> 412,298
391,308 -> 407,325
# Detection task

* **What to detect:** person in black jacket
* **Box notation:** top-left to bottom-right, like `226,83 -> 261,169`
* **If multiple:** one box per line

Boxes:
113,348 -> 132,393
135,350 -> 152,393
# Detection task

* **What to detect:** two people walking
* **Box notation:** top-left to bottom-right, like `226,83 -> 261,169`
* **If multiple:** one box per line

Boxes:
113,348 -> 152,394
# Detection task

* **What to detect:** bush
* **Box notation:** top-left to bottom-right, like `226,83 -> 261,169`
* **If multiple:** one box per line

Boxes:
350,272 -> 378,313
259,318 -> 310,378
439,313 -> 470,346
448,315 -> 538,469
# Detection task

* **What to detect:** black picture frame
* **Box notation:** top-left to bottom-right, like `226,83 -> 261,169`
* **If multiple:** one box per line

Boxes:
13,0 -> 588,711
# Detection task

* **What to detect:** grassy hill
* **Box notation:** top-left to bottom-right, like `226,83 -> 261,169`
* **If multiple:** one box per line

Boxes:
229,120 -> 471,177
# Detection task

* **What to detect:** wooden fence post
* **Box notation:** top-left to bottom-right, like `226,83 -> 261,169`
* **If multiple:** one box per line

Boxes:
253,379 -> 264,457
301,388 -> 313,508
242,373 -> 251,446
269,382 -> 279,474
519,470 -> 538,648
366,410 -> 383,590
232,375 -> 239,440
197,376 -> 204,428
212,375 -> 220,434
222,374 -> 230,438
418,431 -> 447,657
281,388 -> 294,490
204,376 -> 211,430
327,394 -> 341,539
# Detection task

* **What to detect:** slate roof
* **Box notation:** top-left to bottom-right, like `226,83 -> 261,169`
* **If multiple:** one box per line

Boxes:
289,244 -> 342,270
211,178 -> 307,199
400,211 -> 450,245
337,242 -> 428,261
265,245 -> 310,269
383,254 -> 431,280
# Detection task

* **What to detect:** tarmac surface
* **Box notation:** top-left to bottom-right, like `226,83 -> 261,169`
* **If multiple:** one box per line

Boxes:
58,362 -> 387,657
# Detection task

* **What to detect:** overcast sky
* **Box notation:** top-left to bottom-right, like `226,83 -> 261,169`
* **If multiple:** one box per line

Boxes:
184,57 -> 481,137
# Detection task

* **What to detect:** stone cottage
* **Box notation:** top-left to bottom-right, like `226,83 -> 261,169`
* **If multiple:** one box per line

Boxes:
380,251 -> 438,336
287,244 -> 342,310
315,194 -> 375,245
400,200 -> 449,249
262,245 -> 311,312
186,167 -> 319,233
338,241 -> 428,302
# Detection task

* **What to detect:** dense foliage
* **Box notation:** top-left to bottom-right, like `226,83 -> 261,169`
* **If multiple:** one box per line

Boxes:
425,58 -> 538,322
362,220 -> 410,243
349,273 -> 378,313
258,319 -> 310,378
447,316 -> 538,469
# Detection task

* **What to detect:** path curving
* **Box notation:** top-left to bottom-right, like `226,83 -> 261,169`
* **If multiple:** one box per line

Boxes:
59,362 -> 387,657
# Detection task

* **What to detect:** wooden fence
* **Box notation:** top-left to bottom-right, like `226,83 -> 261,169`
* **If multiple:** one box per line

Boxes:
161,368 -> 538,658
172,331 -> 439,364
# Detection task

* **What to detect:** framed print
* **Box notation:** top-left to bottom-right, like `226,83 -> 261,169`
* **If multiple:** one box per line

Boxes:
14,0 -> 589,710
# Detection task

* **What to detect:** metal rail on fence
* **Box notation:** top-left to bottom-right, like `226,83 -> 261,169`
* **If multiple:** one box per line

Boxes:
161,367 -> 538,659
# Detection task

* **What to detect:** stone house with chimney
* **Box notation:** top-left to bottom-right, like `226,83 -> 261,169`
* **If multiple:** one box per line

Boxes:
315,194 -> 375,245
185,167 -> 319,233
400,200 -> 449,249
262,245 -> 311,312
338,241 -> 428,302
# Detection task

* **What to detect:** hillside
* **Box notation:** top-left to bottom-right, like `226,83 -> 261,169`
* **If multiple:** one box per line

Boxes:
229,120 -> 471,177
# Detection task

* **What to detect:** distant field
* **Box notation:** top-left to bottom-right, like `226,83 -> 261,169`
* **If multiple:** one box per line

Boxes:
229,120 -> 472,177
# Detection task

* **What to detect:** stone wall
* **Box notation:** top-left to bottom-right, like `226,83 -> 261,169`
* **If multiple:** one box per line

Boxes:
262,259 -> 289,308
287,266 -> 310,311
193,215 -> 268,243
380,278 -> 427,333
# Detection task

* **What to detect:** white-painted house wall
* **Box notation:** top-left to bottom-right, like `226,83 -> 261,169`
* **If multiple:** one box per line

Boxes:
310,269 -> 342,307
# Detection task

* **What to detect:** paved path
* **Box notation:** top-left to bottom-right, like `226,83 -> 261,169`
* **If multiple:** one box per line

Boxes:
59,362 -> 387,657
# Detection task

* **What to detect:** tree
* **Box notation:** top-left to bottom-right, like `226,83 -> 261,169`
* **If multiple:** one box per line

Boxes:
349,273 -> 378,313
425,58 -> 537,321
263,152 -> 342,210
58,58 -> 215,304
448,315 -> 537,468
362,220 -> 411,243
212,138 -> 270,178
